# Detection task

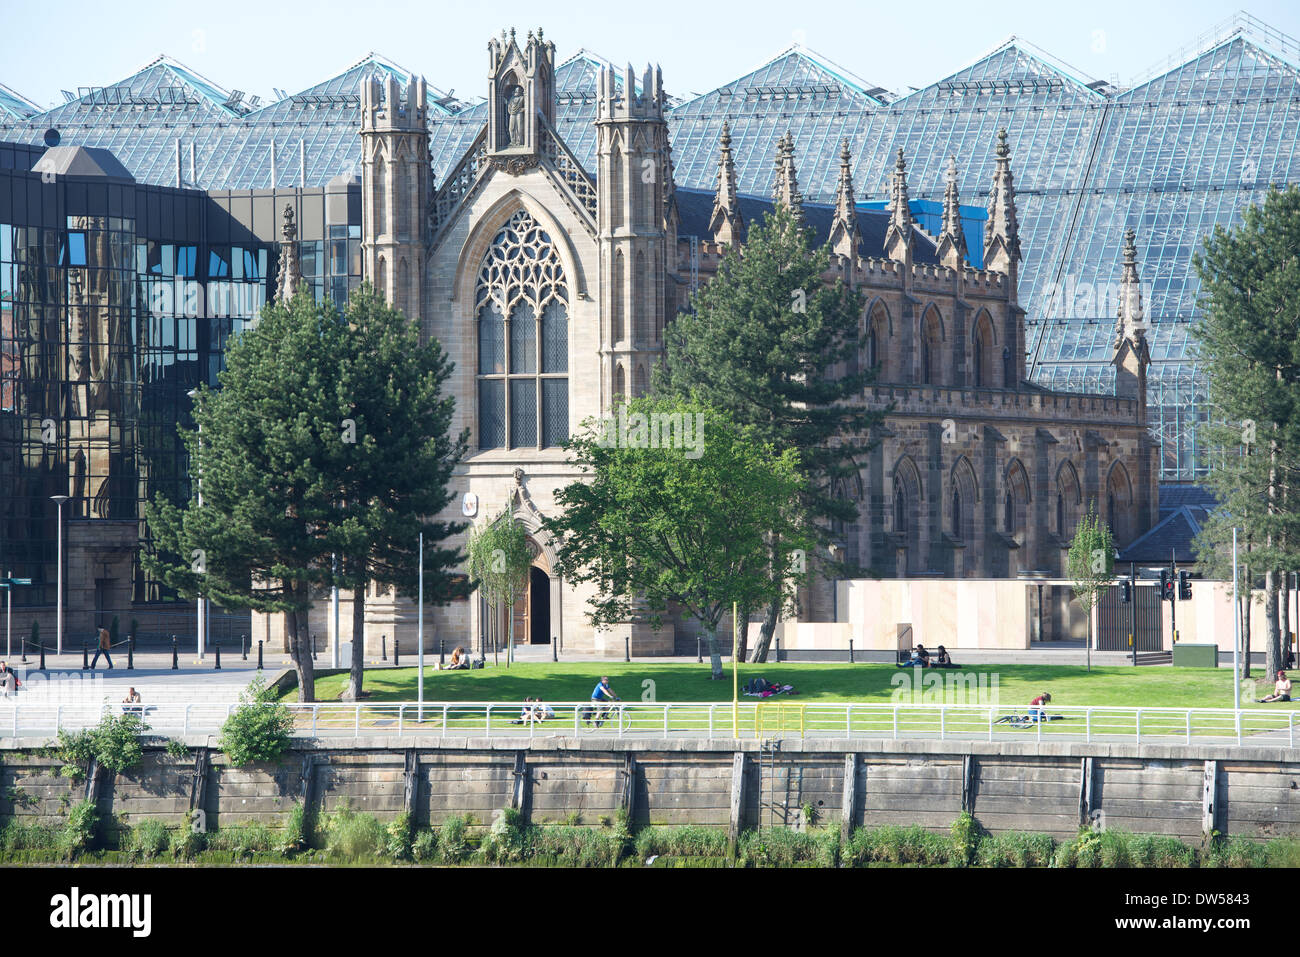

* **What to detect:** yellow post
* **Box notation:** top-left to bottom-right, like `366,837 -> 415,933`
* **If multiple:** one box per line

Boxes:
732,601 -> 739,739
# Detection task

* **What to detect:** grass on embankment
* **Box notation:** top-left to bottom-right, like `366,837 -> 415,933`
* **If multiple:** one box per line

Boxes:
290,661 -> 1286,712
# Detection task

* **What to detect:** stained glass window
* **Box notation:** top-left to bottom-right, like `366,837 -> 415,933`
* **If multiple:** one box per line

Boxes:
474,209 -> 569,449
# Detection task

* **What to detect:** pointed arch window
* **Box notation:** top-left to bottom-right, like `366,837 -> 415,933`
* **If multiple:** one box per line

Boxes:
476,209 -> 569,449
894,486 -> 908,533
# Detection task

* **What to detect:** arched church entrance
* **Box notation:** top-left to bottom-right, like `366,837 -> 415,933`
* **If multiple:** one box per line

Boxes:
508,536 -> 554,646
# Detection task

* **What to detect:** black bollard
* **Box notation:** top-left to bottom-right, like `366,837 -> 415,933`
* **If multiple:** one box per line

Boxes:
775,636 -> 781,663
697,636 -> 702,664
552,637 -> 557,662
311,633 -> 317,661
171,636 -> 179,670
20,637 -> 26,664
381,634 -> 387,661
848,639 -> 854,664
82,643 -> 89,670
624,635 -> 630,663
241,634 -> 248,661
38,642 -> 45,671
439,638 -> 445,666
128,636 -> 134,671
257,639 -> 263,671
214,641 -> 221,670
394,638 -> 400,669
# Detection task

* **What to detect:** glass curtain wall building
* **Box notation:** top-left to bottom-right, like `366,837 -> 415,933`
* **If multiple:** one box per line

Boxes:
0,151 -> 360,630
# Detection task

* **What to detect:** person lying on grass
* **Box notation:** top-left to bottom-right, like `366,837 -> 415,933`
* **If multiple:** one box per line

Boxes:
1257,671 -> 1292,704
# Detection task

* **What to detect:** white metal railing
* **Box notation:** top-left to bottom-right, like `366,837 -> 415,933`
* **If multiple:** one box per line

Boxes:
1,699 -> 1297,748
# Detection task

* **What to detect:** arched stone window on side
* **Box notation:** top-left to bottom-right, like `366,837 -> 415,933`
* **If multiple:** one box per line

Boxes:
921,306 -> 943,386
972,310 -> 995,388
475,208 -> 570,450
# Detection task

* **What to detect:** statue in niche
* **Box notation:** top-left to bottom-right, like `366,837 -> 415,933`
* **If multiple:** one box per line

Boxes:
505,85 -> 525,147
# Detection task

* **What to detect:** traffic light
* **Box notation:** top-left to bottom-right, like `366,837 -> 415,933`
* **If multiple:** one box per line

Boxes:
1179,570 -> 1192,600
1120,580 -> 1132,603
1160,569 -> 1174,602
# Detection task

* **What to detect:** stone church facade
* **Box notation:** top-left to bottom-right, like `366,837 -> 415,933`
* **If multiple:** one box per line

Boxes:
329,29 -> 1157,656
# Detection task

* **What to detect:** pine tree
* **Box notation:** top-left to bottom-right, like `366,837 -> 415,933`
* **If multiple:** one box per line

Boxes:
144,290 -> 345,701
326,285 -> 469,700
1193,185 -> 1300,681
656,204 -> 882,661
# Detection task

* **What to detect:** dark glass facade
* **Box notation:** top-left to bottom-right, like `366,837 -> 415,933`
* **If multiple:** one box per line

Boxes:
0,156 -> 360,622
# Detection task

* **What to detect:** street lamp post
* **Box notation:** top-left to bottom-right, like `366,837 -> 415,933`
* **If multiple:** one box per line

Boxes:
188,389 -> 204,659
50,495 -> 69,655
417,532 -> 425,722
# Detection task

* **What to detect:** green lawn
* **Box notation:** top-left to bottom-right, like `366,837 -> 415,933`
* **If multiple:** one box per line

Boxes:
290,661 -> 1286,711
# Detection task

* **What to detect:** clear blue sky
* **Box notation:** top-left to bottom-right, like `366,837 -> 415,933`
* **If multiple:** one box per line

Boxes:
4,0 -> 1299,108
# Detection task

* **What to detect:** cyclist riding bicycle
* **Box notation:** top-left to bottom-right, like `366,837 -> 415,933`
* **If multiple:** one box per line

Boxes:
585,676 -> 621,728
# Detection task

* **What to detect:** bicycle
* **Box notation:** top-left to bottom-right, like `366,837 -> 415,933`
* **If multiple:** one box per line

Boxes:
580,698 -> 624,731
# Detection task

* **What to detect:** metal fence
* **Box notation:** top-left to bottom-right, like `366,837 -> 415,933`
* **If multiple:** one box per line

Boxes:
4,699 -> 1298,748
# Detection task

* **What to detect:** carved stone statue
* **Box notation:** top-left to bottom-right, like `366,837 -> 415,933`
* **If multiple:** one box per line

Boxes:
506,86 -> 525,147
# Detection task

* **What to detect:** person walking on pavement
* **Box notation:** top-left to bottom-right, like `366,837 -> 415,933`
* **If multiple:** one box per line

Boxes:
89,625 -> 113,670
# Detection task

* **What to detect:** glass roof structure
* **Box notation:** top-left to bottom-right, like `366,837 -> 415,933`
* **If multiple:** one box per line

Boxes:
2,14 -> 1297,479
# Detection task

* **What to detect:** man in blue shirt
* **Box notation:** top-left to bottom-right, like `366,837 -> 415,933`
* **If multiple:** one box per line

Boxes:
585,676 -> 621,728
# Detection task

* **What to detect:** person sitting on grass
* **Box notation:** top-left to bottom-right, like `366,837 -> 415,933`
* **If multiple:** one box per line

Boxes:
1257,671 -> 1292,703
1028,692 -> 1051,722
897,644 -> 930,668
934,645 -> 955,668
444,646 -> 469,670
512,697 -> 539,724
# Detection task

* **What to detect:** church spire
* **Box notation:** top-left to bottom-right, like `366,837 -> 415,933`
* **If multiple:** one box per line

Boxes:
828,139 -> 859,264
771,132 -> 803,224
708,121 -> 743,245
983,128 -> 1021,277
275,203 -> 302,303
883,148 -> 913,265
1112,228 -> 1151,415
1114,228 -> 1148,349
936,156 -> 968,269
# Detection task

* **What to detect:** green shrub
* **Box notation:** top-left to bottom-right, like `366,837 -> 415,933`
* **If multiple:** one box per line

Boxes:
438,815 -> 471,863
1053,828 -> 1195,869
207,821 -> 277,856
1264,838 -> 1300,867
738,827 -> 838,868
322,805 -> 384,862
165,739 -> 190,759
976,831 -> 1056,867
385,812 -> 413,861
280,803 -> 309,855
92,712 -> 147,773
0,819 -> 60,852
483,807 -> 532,863
218,674 -> 294,767
129,819 -> 170,859
1206,835 -> 1268,868
60,800 -> 99,859
950,812 -> 979,866
1123,833 -> 1196,868
412,828 -> 438,862
170,818 -> 206,859
532,826 -> 621,867
56,711 -> 148,779
635,825 -> 729,860
843,824 -> 954,866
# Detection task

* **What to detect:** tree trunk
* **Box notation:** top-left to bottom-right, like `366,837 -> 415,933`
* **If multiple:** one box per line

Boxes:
703,624 -> 724,680
1243,564 -> 1252,679
749,598 -> 781,664
288,584 -> 316,703
1266,574 -> 1283,680
736,604 -> 751,663
342,560 -> 366,701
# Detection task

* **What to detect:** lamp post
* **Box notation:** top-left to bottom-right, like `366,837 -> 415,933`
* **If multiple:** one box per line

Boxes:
1233,527 -> 1241,712
417,532 -> 424,722
331,553 -> 340,669
187,389 -> 205,659
50,495 -> 69,655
